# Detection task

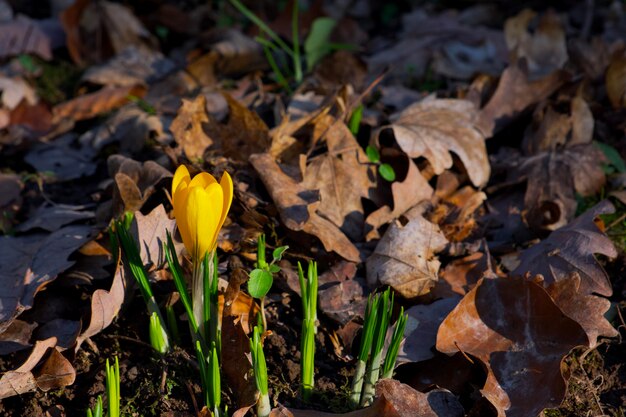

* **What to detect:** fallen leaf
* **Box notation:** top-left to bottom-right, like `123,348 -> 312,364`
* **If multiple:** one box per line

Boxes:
504,9 -> 568,77
477,63 -> 567,137
130,204 -> 178,269
34,319 -> 81,350
0,225 -> 93,333
366,208 -> 448,298
428,185 -> 486,242
513,200 -> 618,345
16,203 -> 94,232
398,297 -> 461,364
202,28 -> 266,76
436,276 -> 588,417
25,134 -> 96,181
0,15 -> 52,60
606,51 -> 626,109
170,94 -> 213,160
381,96 -> 490,187
0,319 -> 37,355
52,85 -> 146,123
434,251 -> 497,298
0,75 -> 37,109
250,153 -> 360,262
302,114 -> 377,240
75,255 -> 127,351
0,337 -> 76,399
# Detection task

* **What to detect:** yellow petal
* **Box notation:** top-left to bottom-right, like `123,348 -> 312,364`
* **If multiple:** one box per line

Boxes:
172,165 -> 191,198
218,171 -> 233,231
186,185 -> 222,259
189,172 -> 217,189
204,183 -> 224,251
172,185 -> 193,255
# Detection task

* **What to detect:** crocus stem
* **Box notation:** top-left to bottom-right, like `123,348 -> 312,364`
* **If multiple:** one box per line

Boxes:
350,359 -> 367,407
192,257 -> 204,341
257,393 -> 271,417
360,350 -> 383,407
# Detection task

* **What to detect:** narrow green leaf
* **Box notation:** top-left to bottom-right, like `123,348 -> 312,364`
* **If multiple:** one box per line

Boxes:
272,245 -> 289,262
349,105 -> 364,136
595,141 -> 626,173
304,17 -> 337,71
379,163 -> 396,182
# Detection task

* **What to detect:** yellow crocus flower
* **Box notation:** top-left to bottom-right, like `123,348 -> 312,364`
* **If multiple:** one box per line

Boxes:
172,165 -> 233,260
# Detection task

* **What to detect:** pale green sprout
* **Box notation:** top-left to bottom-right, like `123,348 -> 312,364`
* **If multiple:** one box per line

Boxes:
298,261 -> 318,402
86,396 -> 102,417
349,293 -> 380,407
87,357 -> 120,417
114,215 -> 170,354
382,307 -> 408,380
250,325 -> 271,417
248,234 -> 288,331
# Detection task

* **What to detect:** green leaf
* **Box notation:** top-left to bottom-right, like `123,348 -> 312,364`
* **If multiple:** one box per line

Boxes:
595,141 -> 626,173
272,245 -> 289,262
248,269 -> 273,299
349,105 -> 363,136
269,264 -> 281,273
366,145 -> 380,163
304,17 -> 337,71
379,163 -> 396,181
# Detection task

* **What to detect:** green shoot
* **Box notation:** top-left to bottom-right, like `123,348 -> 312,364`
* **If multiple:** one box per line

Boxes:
365,145 -> 396,182
298,261 -> 318,402
250,325 -> 271,417
248,234 -> 288,331
304,17 -> 337,71
350,293 -> 380,407
165,305 -> 181,346
86,396 -> 102,417
150,312 -> 169,354
208,343 -> 221,416
165,231 -> 198,334
382,307 -> 408,379
106,357 -> 121,417
114,216 -> 170,353
360,288 -> 393,406
349,105 -> 364,136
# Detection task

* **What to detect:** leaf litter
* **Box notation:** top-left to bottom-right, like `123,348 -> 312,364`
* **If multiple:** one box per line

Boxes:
1,1 -> 626,417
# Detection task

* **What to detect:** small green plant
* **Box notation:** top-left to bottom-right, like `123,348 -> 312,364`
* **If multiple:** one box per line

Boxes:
350,288 -> 407,407
250,325 -> 271,417
298,261 -> 318,402
366,145 -> 396,182
248,234 -> 288,331
114,214 -> 170,354
229,0 -> 350,90
349,104 -> 364,136
87,357 -> 120,417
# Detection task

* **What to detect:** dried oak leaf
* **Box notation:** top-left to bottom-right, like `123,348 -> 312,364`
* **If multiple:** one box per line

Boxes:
130,204 -> 179,269
366,208 -> 448,298
512,200 -> 618,346
16,203 -> 94,233
75,255 -> 127,351
0,337 -> 76,399
0,319 -> 37,355
0,15 -> 52,60
0,225 -> 93,333
436,276 -> 588,417
171,93 -> 270,161
272,380 -> 463,417
301,114 -> 377,241
477,63 -> 566,137
250,153 -> 360,262
52,85 -> 146,123
382,96 -> 490,187
504,9 -> 568,77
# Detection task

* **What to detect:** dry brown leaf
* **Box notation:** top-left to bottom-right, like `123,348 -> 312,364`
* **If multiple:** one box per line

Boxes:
16,203 -> 94,233
382,96 -> 490,187
130,205 -> 179,269
366,208 -> 448,298
52,85 -> 146,123
0,337 -> 76,399
0,15 -> 52,60
504,9 -> 568,77
75,255 -> 127,351
34,319 -> 81,351
436,276 -> 588,417
302,114 -> 376,240
61,0 -> 156,65
170,94 -> 213,160
428,185 -> 486,242
606,52 -> 626,109
0,319 -> 37,355
477,63 -> 567,137
0,226 -> 93,333
250,153 -> 360,262
513,200 -> 618,346
0,75 -> 37,110
434,251 -> 498,298
0,173 -> 22,232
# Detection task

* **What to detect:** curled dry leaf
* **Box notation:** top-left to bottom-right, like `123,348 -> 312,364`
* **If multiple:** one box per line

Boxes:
0,319 -> 37,355
477,63 -> 567,137
513,200 -> 618,346
606,52 -> 626,109
250,153 -> 360,262
0,337 -> 76,399
130,204 -> 179,269
436,276 -> 588,417
382,96 -> 490,187
52,85 -> 146,123
0,225 -> 93,333
504,9 -> 568,77
75,254 -> 127,351
0,15 -> 52,60
366,208 -> 448,298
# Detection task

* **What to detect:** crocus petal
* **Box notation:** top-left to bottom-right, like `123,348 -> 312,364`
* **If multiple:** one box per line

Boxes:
218,172 -> 233,231
189,172 -> 218,189
204,183 -> 224,251
172,165 -> 191,199
186,185 -> 223,259
173,185 -> 193,255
